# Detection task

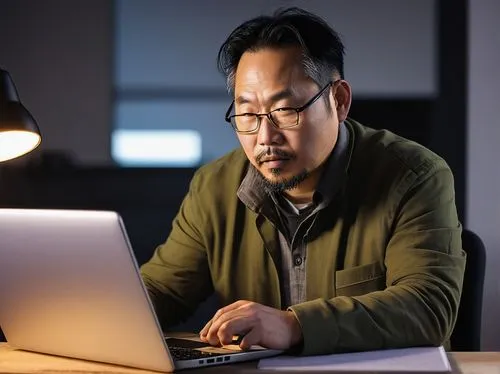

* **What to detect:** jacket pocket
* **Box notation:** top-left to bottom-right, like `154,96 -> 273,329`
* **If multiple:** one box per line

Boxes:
335,262 -> 386,297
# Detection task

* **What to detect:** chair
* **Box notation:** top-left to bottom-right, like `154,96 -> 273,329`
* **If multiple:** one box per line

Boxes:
450,228 -> 486,351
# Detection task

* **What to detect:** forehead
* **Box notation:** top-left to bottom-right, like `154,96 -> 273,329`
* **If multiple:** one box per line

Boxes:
234,47 -> 309,90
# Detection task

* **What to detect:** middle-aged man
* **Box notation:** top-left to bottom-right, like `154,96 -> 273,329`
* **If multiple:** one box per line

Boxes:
140,7 -> 466,356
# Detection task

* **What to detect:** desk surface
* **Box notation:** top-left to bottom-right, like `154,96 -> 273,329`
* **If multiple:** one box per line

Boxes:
0,343 -> 499,374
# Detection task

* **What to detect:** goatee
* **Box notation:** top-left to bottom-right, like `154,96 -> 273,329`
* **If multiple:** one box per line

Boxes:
256,168 -> 309,194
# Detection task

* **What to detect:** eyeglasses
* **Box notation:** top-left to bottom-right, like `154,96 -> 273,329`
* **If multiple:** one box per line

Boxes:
225,80 -> 339,134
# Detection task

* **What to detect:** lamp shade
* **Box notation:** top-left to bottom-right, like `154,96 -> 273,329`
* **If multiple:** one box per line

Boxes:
0,68 -> 41,162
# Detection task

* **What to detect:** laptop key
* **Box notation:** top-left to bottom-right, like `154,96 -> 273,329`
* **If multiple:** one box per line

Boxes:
169,346 -> 224,361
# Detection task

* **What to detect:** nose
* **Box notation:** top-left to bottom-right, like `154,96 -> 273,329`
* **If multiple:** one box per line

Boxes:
256,115 -> 284,146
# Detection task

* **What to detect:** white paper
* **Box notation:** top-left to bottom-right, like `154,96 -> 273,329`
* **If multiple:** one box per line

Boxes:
258,346 -> 451,372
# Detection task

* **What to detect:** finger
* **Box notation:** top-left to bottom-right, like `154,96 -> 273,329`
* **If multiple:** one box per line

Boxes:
217,318 -> 253,346
199,319 -> 213,339
239,328 -> 260,350
212,300 -> 249,322
205,302 -> 251,339
200,300 -> 248,338
207,308 -> 254,345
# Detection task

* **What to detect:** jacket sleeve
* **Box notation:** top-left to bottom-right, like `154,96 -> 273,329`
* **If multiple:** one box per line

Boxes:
289,161 -> 466,355
140,173 -> 213,328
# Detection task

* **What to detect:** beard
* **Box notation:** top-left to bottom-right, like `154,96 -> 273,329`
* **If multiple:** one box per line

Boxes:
253,147 -> 309,193
255,167 -> 310,194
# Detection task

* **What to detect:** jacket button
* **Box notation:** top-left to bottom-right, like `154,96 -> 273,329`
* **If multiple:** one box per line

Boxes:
293,255 -> 303,267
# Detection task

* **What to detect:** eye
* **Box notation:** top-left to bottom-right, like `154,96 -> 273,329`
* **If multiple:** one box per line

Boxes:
273,107 -> 294,112
271,108 -> 298,126
273,108 -> 296,118
234,113 -> 256,125
235,109 -> 257,116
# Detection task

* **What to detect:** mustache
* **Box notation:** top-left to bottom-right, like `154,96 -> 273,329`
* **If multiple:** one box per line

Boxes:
255,147 -> 295,164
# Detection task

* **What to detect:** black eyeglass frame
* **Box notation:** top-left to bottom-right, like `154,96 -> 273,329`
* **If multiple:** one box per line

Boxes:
224,80 -> 339,134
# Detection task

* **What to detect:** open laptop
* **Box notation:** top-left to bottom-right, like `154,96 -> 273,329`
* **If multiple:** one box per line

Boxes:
0,208 -> 281,371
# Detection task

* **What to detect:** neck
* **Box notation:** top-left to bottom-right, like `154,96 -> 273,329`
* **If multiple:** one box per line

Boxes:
283,190 -> 314,204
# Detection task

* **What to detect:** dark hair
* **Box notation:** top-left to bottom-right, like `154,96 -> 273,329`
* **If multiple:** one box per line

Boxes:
217,7 -> 345,95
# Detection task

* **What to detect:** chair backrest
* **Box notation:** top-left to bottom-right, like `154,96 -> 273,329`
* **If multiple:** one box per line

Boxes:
450,228 -> 486,351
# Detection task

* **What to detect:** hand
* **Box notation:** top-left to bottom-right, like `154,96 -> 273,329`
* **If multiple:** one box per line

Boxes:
199,300 -> 303,350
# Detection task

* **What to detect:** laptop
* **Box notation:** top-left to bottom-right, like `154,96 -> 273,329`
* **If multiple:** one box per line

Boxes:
0,208 -> 281,371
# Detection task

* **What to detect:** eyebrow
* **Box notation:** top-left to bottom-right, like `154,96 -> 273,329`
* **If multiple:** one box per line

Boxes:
235,88 -> 295,106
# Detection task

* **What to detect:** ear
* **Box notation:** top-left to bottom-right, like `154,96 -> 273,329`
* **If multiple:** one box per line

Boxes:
333,80 -> 352,122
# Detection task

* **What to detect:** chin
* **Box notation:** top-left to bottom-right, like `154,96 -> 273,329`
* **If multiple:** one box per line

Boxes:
261,167 -> 291,180
257,167 -> 310,194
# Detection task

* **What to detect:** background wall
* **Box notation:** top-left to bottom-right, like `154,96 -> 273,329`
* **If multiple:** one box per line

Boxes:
467,0 -> 500,351
116,0 -> 436,95
1,0 -> 436,166
0,0 -> 113,165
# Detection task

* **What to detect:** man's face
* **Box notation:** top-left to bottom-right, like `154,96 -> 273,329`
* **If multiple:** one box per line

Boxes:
233,47 -> 341,192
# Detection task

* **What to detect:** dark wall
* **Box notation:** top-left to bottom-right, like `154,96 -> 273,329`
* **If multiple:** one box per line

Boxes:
430,0 -> 467,222
350,99 -> 433,148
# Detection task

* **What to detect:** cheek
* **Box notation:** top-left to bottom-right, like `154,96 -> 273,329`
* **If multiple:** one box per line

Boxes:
237,135 -> 256,161
292,133 -> 316,165
295,123 -> 337,166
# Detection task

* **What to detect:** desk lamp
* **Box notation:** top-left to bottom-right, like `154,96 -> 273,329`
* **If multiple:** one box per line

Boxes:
0,68 -> 41,162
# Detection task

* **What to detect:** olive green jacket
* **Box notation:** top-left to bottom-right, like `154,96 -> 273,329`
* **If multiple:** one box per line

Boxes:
140,119 -> 466,356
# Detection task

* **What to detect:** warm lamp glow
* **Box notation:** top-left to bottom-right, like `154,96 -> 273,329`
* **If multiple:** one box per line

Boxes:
0,130 -> 41,162
1,68 -> 42,162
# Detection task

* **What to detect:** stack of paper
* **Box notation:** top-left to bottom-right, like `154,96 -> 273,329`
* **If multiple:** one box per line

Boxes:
258,346 -> 451,372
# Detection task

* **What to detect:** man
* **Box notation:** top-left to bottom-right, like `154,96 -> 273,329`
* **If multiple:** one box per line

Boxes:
140,7 -> 466,356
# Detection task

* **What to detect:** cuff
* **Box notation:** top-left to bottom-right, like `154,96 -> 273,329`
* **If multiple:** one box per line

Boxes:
288,298 -> 340,356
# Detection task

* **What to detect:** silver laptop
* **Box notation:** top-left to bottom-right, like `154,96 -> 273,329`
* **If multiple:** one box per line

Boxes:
0,209 -> 281,371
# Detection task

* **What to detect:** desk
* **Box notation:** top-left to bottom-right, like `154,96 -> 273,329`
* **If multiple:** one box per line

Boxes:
0,343 -> 499,374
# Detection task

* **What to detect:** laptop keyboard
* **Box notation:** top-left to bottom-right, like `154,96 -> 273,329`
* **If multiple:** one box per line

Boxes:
169,346 -> 224,361
165,338 -> 225,361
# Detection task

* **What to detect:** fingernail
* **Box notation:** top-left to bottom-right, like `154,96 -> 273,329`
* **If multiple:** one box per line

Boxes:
231,334 -> 244,345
